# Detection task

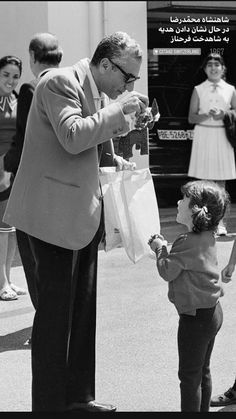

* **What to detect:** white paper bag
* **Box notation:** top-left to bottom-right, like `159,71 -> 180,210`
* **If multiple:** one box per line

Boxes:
99,167 -> 123,251
99,167 -> 160,263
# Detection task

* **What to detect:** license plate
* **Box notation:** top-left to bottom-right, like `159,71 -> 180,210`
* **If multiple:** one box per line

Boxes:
157,130 -> 193,140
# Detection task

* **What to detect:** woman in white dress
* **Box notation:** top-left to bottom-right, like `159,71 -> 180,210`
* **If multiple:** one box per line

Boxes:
188,53 -> 236,235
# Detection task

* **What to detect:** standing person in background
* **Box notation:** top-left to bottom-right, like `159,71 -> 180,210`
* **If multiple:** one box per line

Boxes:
4,32 -> 63,311
211,239 -> 236,407
0,55 -> 24,301
148,180 -> 229,412
188,53 -> 236,236
4,31 -> 148,411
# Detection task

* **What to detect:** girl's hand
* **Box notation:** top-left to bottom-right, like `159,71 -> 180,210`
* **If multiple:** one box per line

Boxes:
209,107 -> 225,120
221,264 -> 235,283
148,234 -> 167,253
113,155 -> 136,171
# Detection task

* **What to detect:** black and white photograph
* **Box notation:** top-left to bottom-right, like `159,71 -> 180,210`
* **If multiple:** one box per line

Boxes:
0,0 -> 236,413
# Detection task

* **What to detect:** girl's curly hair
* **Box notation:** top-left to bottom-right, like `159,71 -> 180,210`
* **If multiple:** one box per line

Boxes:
181,180 -> 230,233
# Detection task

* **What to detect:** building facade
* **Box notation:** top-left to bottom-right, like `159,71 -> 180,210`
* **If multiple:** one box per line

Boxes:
0,1 -> 148,168
1,1 -> 236,205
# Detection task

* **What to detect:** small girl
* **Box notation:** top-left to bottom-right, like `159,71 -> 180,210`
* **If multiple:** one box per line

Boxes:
148,180 -> 230,412
187,53 -> 236,236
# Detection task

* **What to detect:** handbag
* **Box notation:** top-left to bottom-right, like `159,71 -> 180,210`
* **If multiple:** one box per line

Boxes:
99,167 -> 160,263
223,110 -> 236,148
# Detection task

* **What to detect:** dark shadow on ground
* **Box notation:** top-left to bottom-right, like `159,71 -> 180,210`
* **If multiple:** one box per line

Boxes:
0,327 -> 32,352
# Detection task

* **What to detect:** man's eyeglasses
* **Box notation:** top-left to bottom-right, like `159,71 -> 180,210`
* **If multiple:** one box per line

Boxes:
109,58 -> 140,84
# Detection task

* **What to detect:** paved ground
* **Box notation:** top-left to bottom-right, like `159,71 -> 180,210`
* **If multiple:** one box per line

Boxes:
1,206 -> 236,412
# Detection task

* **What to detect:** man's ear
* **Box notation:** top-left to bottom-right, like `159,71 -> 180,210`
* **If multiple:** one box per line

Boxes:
100,57 -> 111,74
29,50 -> 36,64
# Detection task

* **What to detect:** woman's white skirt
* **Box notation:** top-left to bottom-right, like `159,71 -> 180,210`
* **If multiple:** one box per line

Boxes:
188,124 -> 236,180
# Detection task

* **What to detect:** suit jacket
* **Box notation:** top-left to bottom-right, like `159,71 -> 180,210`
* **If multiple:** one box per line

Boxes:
4,60 -> 130,250
4,79 -> 38,175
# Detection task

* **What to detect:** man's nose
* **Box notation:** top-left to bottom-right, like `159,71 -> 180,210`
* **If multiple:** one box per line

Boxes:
125,81 -> 135,92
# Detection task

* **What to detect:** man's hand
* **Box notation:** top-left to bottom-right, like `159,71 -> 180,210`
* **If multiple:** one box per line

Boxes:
114,154 -> 136,171
221,264 -> 235,283
117,91 -> 149,116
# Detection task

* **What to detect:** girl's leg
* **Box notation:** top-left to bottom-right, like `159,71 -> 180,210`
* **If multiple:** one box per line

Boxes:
7,231 -> 27,295
201,302 -> 223,411
200,338 -> 215,411
215,181 -> 227,234
178,304 -> 223,412
178,315 -> 203,411
0,231 -> 17,300
6,231 -> 16,280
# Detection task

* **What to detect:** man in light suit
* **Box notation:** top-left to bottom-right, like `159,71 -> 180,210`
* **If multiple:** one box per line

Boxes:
4,32 -> 63,313
4,31 -> 148,412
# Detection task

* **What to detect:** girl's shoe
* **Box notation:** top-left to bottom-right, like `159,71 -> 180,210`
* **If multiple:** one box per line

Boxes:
0,288 -> 18,301
10,283 -> 27,295
217,225 -> 227,236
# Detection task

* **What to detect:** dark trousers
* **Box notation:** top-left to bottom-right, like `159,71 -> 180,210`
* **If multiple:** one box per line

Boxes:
178,302 -> 223,412
16,229 -> 38,309
28,218 -> 104,411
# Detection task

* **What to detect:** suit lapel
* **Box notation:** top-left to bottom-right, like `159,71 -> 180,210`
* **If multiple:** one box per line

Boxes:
73,61 -> 96,114
83,76 -> 96,114
73,60 -> 104,162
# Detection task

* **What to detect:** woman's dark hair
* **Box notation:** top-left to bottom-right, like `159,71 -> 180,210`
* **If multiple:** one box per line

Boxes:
29,32 -> 63,65
91,31 -> 142,66
0,55 -> 22,76
201,52 -> 226,79
181,180 -> 230,233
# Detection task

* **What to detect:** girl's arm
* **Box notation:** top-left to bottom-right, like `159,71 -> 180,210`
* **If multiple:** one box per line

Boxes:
188,87 -> 210,124
148,235 -> 184,282
221,239 -> 236,283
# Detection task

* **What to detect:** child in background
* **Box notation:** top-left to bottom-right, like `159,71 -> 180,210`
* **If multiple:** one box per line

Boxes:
148,180 -> 230,412
187,53 -> 236,236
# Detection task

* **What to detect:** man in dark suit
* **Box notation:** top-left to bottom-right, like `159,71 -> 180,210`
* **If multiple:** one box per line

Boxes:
4,32 -> 63,311
4,31 -> 148,412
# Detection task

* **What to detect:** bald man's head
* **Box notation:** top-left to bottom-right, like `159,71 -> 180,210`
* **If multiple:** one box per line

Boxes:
29,32 -> 63,65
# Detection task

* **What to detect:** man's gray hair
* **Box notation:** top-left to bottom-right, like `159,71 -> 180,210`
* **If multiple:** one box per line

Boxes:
91,31 -> 142,66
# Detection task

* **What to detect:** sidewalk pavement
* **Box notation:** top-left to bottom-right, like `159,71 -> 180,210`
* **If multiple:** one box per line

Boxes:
0,206 -> 236,412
